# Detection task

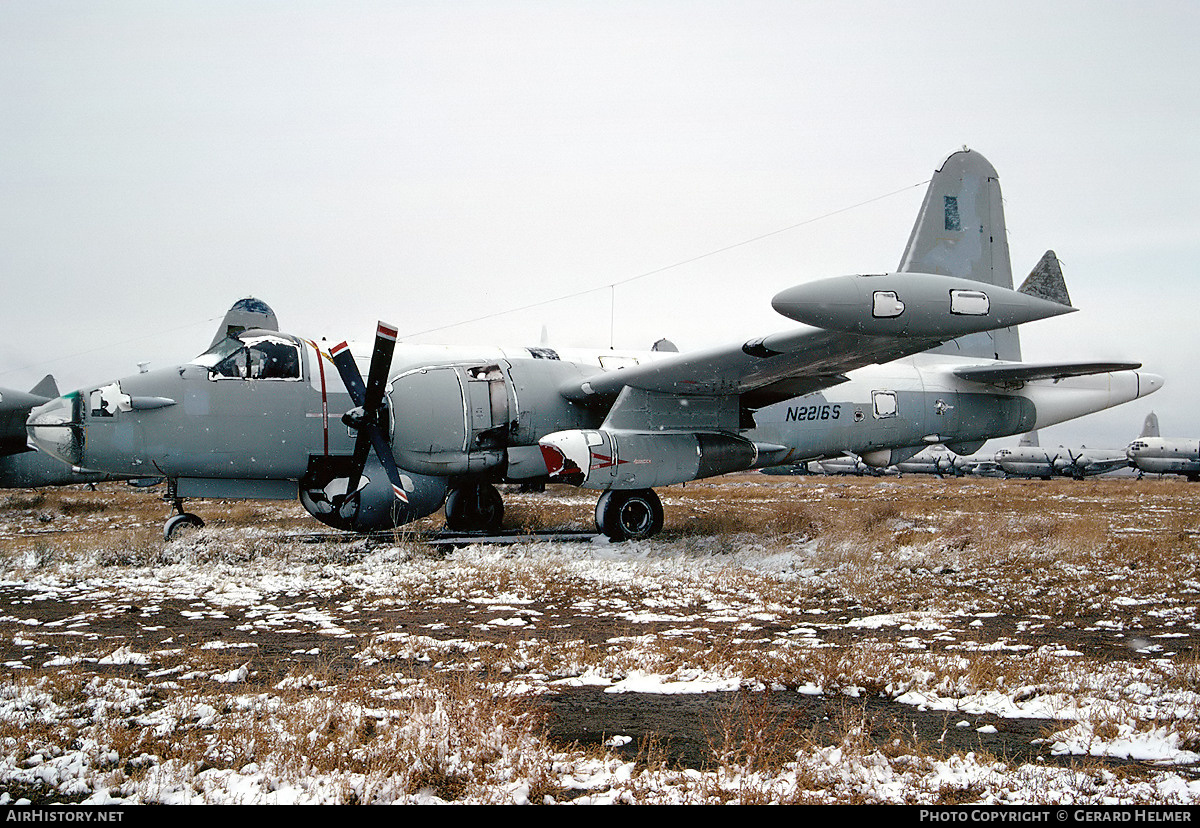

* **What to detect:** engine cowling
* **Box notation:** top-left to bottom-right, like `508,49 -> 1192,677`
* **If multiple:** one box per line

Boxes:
299,457 -> 448,532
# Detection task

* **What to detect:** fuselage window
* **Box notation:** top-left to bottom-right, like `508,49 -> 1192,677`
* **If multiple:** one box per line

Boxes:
872,390 -> 898,419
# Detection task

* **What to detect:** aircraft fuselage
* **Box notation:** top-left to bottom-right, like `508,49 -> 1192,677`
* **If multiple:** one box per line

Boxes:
29,334 -> 1157,501
1126,438 -> 1200,479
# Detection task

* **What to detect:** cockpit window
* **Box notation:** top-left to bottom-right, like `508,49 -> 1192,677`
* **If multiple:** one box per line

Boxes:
197,334 -> 302,381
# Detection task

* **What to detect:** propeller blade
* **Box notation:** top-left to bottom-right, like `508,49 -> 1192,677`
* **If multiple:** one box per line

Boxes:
327,322 -> 407,505
330,341 -> 366,407
362,322 -> 399,418
367,423 -> 409,504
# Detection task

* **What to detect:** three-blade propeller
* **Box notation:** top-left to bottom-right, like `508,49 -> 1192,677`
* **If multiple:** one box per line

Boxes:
328,322 -> 408,508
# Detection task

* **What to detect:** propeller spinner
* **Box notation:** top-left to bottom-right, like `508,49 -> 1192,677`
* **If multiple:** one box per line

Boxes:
328,322 -> 409,507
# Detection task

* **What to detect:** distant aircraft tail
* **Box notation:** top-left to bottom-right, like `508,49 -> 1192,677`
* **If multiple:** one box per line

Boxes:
1140,411 -> 1160,439
1019,430 -> 1040,448
28,375 -> 59,400
899,148 -> 1021,362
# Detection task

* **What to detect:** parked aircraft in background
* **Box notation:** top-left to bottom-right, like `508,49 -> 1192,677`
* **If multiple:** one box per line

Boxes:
893,443 -> 1002,477
1126,413 -> 1200,481
805,454 -> 895,476
993,430 -> 1130,480
27,149 -> 1161,540
0,376 -> 120,488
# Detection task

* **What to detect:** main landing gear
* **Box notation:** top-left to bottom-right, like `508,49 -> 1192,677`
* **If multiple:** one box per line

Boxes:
441,482 -> 666,542
595,488 -> 664,542
444,481 -> 505,533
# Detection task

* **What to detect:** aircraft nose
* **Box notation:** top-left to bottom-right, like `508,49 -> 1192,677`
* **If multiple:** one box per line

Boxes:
1136,372 -> 1164,398
27,392 -> 85,468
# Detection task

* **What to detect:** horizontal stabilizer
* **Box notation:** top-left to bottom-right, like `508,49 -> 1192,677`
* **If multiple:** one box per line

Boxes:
1017,250 -> 1072,307
953,361 -> 1142,385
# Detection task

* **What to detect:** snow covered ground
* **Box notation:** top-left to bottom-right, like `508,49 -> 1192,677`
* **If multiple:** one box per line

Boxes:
2,476 -> 1199,804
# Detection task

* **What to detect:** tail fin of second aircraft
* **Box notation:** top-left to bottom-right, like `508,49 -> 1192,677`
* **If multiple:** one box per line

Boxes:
28,375 -> 59,400
1016,250 -> 1072,307
900,148 -> 1022,362
1140,411 -> 1160,439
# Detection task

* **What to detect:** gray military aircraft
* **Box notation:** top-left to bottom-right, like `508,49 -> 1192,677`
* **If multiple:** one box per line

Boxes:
892,443 -> 1001,477
806,454 -> 896,476
0,375 -> 117,488
1126,413 -> 1200,481
26,149 -> 1161,540
993,430 -> 1130,480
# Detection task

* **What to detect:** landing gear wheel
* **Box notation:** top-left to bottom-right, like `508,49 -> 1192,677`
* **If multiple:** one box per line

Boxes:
595,488 -> 664,541
164,512 -> 204,541
445,482 -> 504,532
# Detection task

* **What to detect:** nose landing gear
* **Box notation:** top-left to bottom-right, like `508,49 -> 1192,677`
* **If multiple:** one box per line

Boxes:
162,479 -> 205,540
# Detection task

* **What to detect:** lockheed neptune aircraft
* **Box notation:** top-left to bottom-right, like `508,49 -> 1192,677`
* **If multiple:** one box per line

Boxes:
1126,413 -> 1200,481
26,150 -> 1161,540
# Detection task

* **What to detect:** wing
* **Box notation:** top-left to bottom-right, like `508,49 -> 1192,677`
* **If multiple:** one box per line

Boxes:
952,361 -> 1142,386
564,326 -> 942,411
562,256 -> 1078,422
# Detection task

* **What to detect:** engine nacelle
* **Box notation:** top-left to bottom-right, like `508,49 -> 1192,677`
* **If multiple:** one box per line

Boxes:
299,456 -> 448,532
539,429 -> 771,490
386,359 -> 596,477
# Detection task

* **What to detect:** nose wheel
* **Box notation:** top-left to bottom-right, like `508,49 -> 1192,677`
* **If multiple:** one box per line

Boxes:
164,511 -> 205,540
595,488 -> 664,541
162,479 -> 205,540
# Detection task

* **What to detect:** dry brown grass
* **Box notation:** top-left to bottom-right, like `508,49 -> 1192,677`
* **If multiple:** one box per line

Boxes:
5,474 -> 1200,803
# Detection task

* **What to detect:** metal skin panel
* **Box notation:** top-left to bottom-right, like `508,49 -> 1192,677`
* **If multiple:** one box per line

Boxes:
0,448 -> 116,488
56,338 -> 331,479
751,391 -> 1031,467
898,149 -> 1019,362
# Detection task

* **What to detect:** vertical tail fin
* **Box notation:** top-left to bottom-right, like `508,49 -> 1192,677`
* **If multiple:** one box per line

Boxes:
1140,412 -> 1160,439
900,148 -> 1019,361
1017,251 -> 1071,307
1019,430 -> 1040,448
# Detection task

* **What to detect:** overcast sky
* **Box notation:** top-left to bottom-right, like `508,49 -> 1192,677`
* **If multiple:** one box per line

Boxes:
2,1 -> 1196,449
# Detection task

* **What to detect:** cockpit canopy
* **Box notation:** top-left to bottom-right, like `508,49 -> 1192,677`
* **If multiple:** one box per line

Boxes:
192,332 -> 302,381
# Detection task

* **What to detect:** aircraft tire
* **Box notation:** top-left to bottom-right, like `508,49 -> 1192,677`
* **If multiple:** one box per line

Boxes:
595,488 -> 664,542
445,482 -> 504,532
164,512 -> 204,541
